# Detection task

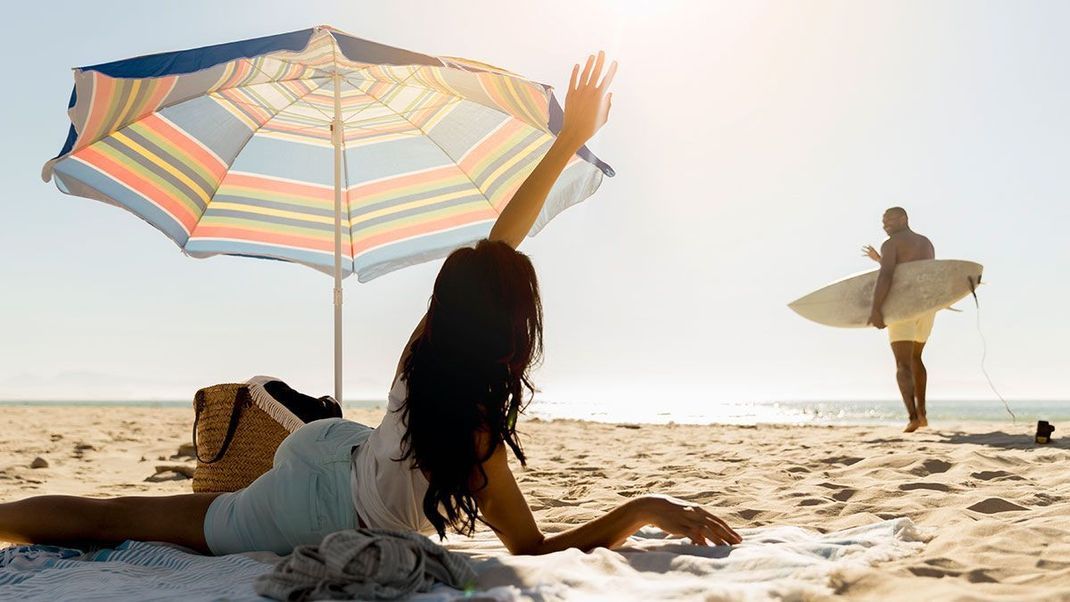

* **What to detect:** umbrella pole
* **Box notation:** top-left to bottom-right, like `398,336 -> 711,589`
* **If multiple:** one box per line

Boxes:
332,71 -> 343,404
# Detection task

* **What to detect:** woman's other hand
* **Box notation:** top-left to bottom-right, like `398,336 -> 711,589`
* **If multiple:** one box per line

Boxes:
638,494 -> 743,546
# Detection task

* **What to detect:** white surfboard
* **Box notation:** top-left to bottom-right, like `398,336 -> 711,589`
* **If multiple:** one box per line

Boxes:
788,259 -> 983,328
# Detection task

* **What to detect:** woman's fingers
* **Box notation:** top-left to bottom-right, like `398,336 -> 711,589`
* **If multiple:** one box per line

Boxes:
688,521 -> 724,546
579,55 -> 595,90
698,508 -> 742,543
589,51 -> 605,87
598,60 -> 618,92
705,524 -> 728,546
679,513 -> 730,547
710,516 -> 742,543
706,511 -> 740,543
569,63 -> 579,94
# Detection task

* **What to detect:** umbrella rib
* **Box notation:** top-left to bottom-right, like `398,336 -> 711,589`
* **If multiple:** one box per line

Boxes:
240,59 -> 337,125
344,83 -> 499,218
341,72 -> 550,135
188,86 -> 336,243
208,91 -> 339,133
337,65 -> 428,128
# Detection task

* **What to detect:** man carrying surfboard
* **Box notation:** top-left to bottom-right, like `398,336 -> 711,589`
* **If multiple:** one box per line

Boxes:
863,207 -> 936,433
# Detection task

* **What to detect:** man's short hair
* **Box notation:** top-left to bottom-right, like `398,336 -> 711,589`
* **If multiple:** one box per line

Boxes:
885,206 -> 908,219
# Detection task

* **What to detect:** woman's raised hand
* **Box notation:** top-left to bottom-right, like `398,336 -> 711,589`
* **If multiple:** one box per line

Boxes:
640,494 -> 743,546
559,51 -> 617,148
486,52 -> 616,249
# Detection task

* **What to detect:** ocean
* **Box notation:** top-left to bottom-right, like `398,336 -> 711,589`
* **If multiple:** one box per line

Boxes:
524,399 -> 1069,426
2,399 -> 1066,426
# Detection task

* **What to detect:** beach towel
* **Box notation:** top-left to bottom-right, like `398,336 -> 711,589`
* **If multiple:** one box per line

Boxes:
0,540 -> 275,601
0,518 -> 923,601
471,517 -> 926,600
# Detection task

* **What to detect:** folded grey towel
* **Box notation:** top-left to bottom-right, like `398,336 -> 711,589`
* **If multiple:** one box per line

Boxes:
254,528 -> 477,601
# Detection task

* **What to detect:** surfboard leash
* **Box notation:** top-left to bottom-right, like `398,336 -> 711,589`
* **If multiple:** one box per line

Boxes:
968,275 -> 1016,423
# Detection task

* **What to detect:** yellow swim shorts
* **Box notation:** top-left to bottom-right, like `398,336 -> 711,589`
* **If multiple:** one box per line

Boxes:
887,311 -> 936,343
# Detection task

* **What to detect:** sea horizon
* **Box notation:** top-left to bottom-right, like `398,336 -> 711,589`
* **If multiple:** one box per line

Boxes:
3,398 -> 1066,426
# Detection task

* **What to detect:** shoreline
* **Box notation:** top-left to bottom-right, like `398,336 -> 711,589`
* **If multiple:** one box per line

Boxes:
0,399 -> 1064,429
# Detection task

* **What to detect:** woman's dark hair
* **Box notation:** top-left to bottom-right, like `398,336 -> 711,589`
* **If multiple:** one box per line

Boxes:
397,238 -> 543,539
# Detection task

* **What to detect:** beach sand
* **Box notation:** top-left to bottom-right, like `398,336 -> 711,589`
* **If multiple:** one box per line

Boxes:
1,406 -> 1067,600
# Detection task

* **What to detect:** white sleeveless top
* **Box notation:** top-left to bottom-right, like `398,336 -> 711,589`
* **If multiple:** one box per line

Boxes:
350,377 -> 436,535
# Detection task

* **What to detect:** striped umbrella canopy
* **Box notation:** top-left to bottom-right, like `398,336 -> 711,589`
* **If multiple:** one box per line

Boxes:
42,25 -> 613,401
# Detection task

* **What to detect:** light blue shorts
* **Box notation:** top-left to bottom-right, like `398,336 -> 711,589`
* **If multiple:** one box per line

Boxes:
203,417 -> 373,555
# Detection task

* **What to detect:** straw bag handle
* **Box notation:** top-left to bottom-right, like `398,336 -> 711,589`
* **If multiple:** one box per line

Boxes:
192,389 -> 248,464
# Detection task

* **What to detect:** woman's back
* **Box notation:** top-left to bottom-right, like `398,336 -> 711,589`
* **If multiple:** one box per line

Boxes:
350,377 -> 436,535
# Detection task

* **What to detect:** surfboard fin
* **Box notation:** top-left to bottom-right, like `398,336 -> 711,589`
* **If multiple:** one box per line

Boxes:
967,275 -> 981,308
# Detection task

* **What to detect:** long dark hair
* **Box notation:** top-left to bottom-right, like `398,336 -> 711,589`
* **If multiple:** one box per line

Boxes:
397,238 -> 543,539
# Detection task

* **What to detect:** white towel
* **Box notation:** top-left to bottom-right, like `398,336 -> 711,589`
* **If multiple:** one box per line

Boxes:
0,518 -> 923,601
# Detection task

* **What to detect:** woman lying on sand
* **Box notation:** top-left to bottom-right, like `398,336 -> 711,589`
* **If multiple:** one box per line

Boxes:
0,52 -> 741,556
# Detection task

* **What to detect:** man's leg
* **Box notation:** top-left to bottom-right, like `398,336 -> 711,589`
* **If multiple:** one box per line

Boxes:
891,341 -> 920,432
912,341 -> 927,427
0,493 -> 222,553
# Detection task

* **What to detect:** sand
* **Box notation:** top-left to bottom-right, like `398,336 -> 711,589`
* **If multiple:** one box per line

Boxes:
1,406 -> 1067,601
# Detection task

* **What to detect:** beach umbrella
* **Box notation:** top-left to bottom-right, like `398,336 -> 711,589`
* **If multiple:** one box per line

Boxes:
42,25 -> 613,402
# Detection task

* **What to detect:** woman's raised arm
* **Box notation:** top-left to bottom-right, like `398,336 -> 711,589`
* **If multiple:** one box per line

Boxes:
487,51 -> 617,249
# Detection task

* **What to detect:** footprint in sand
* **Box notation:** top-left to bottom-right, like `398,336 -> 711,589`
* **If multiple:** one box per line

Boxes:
566,485 -> 591,498
673,491 -> 724,504
966,497 -> 1029,514
534,497 -> 573,508
909,565 -> 959,578
821,456 -> 863,466
831,488 -> 857,502
970,470 -> 1025,482
1027,493 -> 1063,507
899,482 -> 954,492
965,569 -> 999,584
909,565 -> 997,583
924,557 -> 966,570
909,458 -> 952,477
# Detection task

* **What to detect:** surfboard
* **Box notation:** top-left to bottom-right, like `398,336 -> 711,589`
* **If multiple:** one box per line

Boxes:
788,259 -> 983,328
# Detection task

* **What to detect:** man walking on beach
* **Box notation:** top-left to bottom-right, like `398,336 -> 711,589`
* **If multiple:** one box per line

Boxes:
863,207 -> 936,433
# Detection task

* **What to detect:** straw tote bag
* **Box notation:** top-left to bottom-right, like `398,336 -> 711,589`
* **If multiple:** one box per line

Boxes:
191,376 -> 340,493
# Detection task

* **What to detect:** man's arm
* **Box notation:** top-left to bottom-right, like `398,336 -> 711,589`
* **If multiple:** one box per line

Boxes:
487,52 -> 616,249
868,240 -> 897,329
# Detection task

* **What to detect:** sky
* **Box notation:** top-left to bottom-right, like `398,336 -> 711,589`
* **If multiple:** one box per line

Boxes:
1,1 -> 1067,409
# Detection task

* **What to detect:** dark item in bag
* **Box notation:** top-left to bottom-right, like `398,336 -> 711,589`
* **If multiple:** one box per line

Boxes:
262,379 -> 343,424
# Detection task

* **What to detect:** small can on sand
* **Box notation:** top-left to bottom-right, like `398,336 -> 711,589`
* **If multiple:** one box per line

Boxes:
1035,421 -> 1055,444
